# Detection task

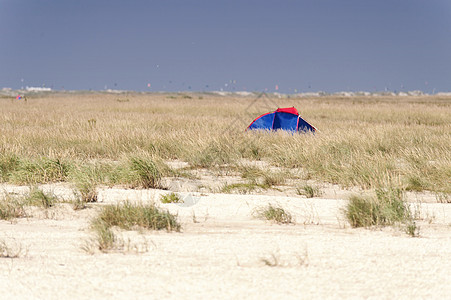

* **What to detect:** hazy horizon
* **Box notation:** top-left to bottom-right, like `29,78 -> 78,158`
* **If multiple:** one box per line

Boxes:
1,0 -> 450,93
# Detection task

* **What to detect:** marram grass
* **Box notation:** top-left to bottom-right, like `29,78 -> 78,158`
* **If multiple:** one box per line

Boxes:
0,93 -> 449,194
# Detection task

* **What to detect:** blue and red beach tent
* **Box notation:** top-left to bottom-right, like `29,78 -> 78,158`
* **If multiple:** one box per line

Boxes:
246,107 -> 316,132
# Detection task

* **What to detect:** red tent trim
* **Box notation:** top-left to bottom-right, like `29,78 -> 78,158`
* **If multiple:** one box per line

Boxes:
275,107 -> 299,115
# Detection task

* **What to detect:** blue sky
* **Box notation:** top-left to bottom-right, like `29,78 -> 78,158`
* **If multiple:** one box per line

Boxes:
1,0 -> 450,93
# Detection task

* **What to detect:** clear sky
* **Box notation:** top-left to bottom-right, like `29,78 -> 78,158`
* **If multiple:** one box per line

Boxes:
1,0 -> 450,93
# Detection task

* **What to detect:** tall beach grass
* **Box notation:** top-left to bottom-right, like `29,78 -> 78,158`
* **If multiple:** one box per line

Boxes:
0,93 -> 449,193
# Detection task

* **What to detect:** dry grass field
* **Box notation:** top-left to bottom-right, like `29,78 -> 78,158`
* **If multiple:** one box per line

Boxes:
1,92 -> 450,194
0,92 -> 450,299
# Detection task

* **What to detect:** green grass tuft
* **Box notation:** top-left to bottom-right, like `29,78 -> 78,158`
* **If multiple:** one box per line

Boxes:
160,192 -> 182,203
221,182 -> 269,194
405,221 -> 420,237
345,187 -> 412,228
87,201 -> 180,253
405,175 -> 427,192
96,201 -> 181,232
25,187 -> 57,208
296,184 -> 322,198
0,153 -> 20,182
7,157 -> 69,184
255,204 -> 293,224
91,220 -> 118,252
0,194 -> 27,220
129,157 -> 162,188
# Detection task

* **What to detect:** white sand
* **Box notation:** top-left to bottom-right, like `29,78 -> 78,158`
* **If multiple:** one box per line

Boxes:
1,186 -> 451,299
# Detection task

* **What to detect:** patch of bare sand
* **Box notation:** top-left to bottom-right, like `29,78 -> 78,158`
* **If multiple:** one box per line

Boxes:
1,187 -> 451,299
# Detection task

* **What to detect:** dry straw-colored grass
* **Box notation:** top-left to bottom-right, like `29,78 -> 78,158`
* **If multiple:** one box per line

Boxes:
0,92 -> 450,193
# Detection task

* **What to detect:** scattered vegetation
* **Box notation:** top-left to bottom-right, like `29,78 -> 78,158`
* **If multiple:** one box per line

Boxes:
128,157 -> 162,188
95,201 -> 180,232
0,153 -> 20,181
86,201 -> 180,252
69,164 -> 104,202
344,186 -> 420,236
296,184 -> 322,198
221,182 -> 269,194
160,192 -> 182,203
90,220 -> 118,252
405,221 -> 420,237
7,157 -> 69,185
0,194 -> 27,220
239,165 -> 286,187
262,171 -> 286,187
189,141 -> 236,168
345,187 -> 411,228
25,187 -> 57,208
255,204 -> 293,224
0,94 -> 449,195
0,188 -> 60,220
405,175 -> 427,192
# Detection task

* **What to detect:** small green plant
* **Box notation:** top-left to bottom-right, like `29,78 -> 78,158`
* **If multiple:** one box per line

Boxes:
0,153 -> 20,181
77,182 -> 98,203
160,192 -> 182,204
86,201 -> 179,253
221,182 -> 268,194
70,182 -> 97,210
405,175 -> 426,192
69,163 -> 106,203
239,165 -> 265,181
72,198 -> 87,210
91,220 -> 119,252
345,195 -> 379,227
239,166 -> 285,187
345,187 -> 411,228
129,157 -> 162,188
262,172 -> 285,187
255,204 -> 293,224
25,187 -> 56,208
0,195 -> 27,220
375,187 -> 410,223
406,221 -> 420,237
10,157 -> 69,184
96,201 -> 181,232
301,185 -> 314,198
296,184 -> 322,198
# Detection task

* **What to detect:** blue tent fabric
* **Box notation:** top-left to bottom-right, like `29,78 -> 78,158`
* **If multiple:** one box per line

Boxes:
273,112 -> 298,131
247,112 -> 274,130
247,107 -> 316,133
297,117 -> 315,132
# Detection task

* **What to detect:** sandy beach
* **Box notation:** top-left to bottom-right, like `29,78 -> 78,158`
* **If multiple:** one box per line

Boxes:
1,184 -> 450,299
